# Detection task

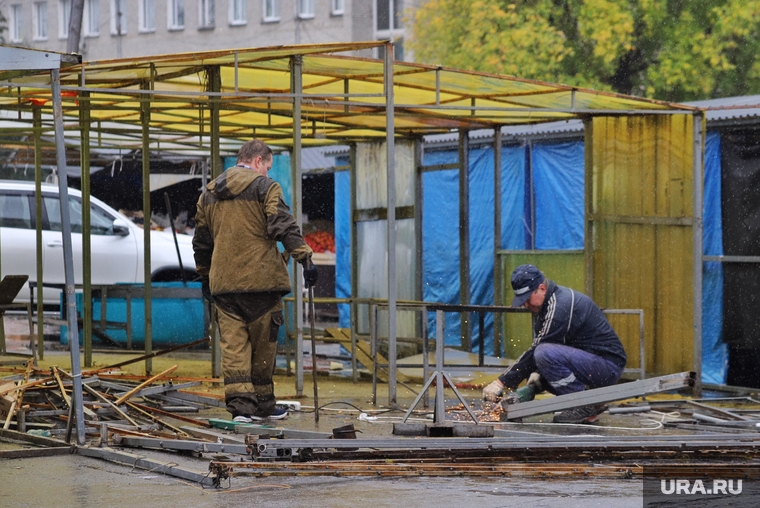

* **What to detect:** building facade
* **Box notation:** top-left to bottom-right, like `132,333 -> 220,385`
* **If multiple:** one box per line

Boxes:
1,0 -> 420,60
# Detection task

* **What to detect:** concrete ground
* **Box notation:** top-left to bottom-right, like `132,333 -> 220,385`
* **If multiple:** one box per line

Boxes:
0,315 -> 721,507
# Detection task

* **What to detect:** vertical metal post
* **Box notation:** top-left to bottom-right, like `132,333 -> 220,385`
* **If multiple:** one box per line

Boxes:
140,78 -> 152,375
434,310 -> 445,424
692,113 -> 704,397
493,127 -> 503,357
370,303 -> 378,405
51,68 -> 86,445
290,55 -> 305,396
79,81 -> 93,367
458,130 -> 471,351
421,305 -> 429,408
384,41 -> 398,408
33,106 -> 44,360
583,119 -> 594,297
414,138 -> 424,341
349,143 -> 358,385
527,140 -> 535,250
207,65 -> 222,378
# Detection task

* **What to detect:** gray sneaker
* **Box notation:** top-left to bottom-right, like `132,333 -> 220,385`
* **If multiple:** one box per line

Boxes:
233,405 -> 289,424
552,404 -> 605,424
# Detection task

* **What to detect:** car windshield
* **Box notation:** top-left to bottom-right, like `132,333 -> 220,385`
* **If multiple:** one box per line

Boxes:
44,196 -> 118,235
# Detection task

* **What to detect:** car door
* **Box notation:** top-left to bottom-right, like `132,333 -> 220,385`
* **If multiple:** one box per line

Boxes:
0,191 -> 40,303
41,194 -> 138,304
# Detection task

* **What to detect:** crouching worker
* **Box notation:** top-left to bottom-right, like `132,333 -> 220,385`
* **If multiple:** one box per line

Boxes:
483,264 -> 627,424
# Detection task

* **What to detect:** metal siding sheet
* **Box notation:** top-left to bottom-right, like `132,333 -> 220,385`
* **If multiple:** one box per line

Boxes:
590,115 -> 694,376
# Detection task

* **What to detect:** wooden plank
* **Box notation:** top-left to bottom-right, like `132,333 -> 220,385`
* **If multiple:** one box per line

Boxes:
323,328 -> 412,383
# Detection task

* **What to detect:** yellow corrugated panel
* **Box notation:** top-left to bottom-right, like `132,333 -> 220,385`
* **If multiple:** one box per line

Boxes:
589,115 -> 694,376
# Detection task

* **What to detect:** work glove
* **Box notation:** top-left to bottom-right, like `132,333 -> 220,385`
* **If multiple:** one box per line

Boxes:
201,277 -> 213,303
482,379 -> 505,402
527,371 -> 544,392
302,260 -> 319,288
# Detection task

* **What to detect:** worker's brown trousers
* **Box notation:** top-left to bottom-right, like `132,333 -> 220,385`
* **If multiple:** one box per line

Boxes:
216,300 -> 283,417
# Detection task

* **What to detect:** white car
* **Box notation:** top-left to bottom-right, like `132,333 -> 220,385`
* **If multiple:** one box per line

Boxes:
0,180 -> 197,305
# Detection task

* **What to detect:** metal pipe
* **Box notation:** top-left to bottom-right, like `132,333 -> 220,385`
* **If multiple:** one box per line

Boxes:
385,41 -> 398,408
435,310 -> 445,424
349,143 -> 358,385
50,67 -> 86,445
33,106 -> 44,361
290,55 -> 304,397
493,127 -> 503,357
458,130 -> 471,351
693,113 -> 704,397
79,81 -> 93,368
140,78 -> 152,374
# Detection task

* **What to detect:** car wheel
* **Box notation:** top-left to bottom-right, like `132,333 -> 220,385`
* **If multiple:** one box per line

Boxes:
151,268 -> 200,282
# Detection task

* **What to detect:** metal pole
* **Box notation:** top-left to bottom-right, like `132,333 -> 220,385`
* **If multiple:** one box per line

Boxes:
385,41 -> 397,408
140,78 -> 152,375
79,83 -> 93,367
414,138 -> 424,345
458,130 -> 471,351
33,106 -> 44,361
66,0 -> 84,53
208,66 -> 222,379
435,310 -> 445,424
349,143 -> 358,385
583,119 -> 594,298
51,68 -> 86,445
290,55 -> 304,397
308,286 -> 319,423
493,127 -> 502,357
692,113 -> 704,397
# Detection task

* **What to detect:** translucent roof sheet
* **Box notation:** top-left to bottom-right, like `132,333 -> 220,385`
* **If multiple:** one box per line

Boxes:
0,42 -> 695,154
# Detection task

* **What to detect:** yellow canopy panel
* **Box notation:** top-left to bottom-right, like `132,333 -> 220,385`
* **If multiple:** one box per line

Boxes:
0,42 -> 696,154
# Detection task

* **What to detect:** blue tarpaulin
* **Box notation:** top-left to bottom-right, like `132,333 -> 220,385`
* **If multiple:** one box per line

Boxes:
702,132 -> 727,384
533,141 -> 585,250
332,136 -> 725,384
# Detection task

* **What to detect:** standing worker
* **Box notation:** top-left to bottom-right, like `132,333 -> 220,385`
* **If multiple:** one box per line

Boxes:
193,139 -> 318,423
483,264 -> 627,424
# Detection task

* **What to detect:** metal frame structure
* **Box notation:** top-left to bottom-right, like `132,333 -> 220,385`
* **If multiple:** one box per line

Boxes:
0,42 -> 706,422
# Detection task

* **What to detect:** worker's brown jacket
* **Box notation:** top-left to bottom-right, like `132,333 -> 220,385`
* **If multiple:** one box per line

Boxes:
192,166 -> 312,295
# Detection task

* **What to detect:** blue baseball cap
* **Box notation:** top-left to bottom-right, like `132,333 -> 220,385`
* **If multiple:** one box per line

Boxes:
510,264 -> 545,307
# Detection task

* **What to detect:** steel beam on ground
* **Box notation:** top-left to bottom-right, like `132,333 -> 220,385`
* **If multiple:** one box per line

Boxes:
503,371 -> 695,420
251,434 -> 760,455
78,446 -> 215,486
115,435 -> 249,455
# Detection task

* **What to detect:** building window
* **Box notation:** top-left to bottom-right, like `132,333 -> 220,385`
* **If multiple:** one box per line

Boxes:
198,0 -> 214,27
10,4 -> 22,42
229,0 -> 245,25
111,0 -> 126,34
139,0 -> 155,31
59,0 -> 71,38
168,0 -> 184,29
297,0 -> 313,19
376,0 -> 402,31
84,0 -> 99,36
263,0 -> 278,22
33,2 -> 48,40
331,0 -> 343,16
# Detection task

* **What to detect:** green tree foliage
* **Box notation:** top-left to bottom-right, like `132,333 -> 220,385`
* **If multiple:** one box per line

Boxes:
0,8 -> 6,44
408,0 -> 760,101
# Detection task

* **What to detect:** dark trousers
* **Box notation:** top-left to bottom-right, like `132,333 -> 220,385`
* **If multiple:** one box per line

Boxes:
534,343 -> 624,395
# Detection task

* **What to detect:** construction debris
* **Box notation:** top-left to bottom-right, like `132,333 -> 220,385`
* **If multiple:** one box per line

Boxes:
4,362 -> 760,489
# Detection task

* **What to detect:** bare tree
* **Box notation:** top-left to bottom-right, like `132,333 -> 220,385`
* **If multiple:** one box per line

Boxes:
67,0 -> 85,53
